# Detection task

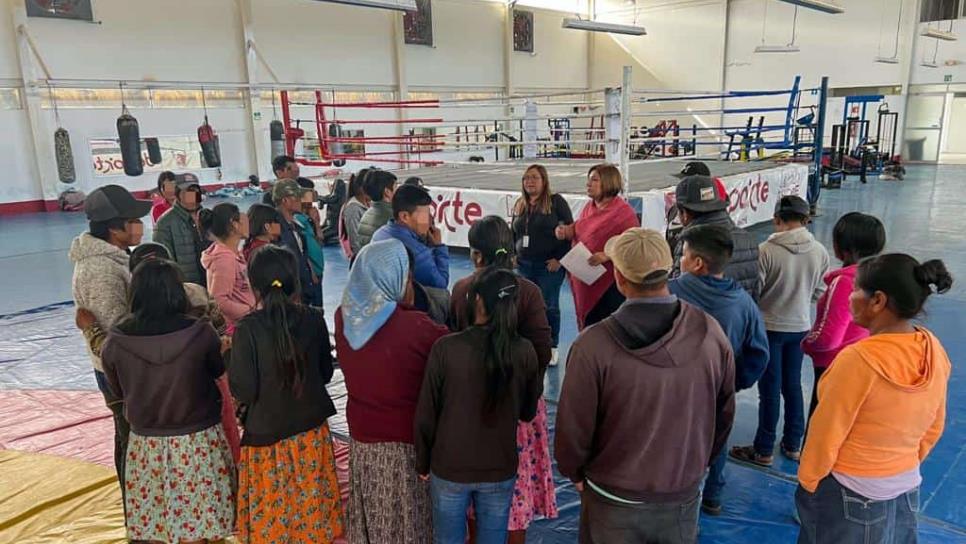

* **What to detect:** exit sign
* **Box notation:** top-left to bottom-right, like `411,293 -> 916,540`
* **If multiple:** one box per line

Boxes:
945,74 -> 953,82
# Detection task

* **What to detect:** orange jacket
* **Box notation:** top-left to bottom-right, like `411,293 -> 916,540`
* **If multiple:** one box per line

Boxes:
798,328 -> 950,492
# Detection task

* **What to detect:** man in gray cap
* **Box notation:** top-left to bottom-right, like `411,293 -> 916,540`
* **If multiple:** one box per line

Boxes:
69,184 -> 152,499
274,178 -> 324,307
671,174 -> 760,300
153,175 -> 211,285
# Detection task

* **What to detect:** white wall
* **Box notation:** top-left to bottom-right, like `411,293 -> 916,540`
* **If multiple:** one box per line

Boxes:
912,19 -> 966,84
513,8 -> 589,90
0,108 -> 40,203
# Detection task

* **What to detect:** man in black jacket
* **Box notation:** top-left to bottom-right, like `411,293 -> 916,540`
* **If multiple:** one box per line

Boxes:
670,174 -> 761,300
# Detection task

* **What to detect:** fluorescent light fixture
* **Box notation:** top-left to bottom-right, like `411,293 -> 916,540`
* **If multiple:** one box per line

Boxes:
875,56 -> 900,64
921,60 -> 939,68
775,0 -> 844,14
562,18 -> 647,36
313,0 -> 417,12
921,28 -> 958,41
755,44 -> 801,53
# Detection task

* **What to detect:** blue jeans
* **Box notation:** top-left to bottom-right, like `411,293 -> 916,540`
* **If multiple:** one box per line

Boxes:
703,449 -> 728,504
430,474 -> 516,544
796,476 -> 919,544
754,330 -> 808,455
517,259 -> 566,347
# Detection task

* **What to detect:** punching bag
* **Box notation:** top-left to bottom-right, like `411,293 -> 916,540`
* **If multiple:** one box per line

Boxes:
54,127 -> 75,183
270,120 -> 285,160
145,137 -> 162,165
117,107 -> 144,177
198,116 -> 221,168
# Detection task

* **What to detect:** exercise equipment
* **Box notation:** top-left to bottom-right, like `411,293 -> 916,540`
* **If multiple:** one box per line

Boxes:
144,137 -> 162,165
825,98 -> 901,186
270,119 -> 286,160
197,89 -> 221,168
116,107 -> 143,177
53,128 -> 74,183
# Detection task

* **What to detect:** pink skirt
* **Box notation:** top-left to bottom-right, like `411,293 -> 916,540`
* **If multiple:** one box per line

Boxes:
508,397 -> 559,530
215,375 -> 241,463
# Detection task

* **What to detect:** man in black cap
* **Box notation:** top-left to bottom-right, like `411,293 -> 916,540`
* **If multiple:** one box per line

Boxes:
69,184 -> 152,502
671,174 -> 761,300
153,175 -> 211,286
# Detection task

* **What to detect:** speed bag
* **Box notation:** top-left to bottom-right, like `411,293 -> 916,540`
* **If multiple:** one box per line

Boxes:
54,127 -> 75,184
117,113 -> 144,177
198,121 -> 222,168
270,120 -> 285,160
145,138 -> 163,165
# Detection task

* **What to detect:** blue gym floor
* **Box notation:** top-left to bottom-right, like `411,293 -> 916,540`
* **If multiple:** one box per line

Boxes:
1,165 -> 965,542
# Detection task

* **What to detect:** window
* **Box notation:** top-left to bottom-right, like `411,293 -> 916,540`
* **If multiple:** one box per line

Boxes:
920,0 -> 958,22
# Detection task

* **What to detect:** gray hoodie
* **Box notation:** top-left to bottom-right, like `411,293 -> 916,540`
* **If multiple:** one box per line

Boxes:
70,233 -> 130,372
758,227 -> 830,332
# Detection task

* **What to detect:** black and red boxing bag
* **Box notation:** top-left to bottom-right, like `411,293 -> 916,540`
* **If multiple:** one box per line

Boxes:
198,115 -> 221,168
117,106 -> 143,177
145,137 -> 162,165
54,127 -> 75,183
270,120 -> 285,160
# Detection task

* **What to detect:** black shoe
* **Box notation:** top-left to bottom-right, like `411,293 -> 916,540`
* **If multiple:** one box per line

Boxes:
701,498 -> 722,516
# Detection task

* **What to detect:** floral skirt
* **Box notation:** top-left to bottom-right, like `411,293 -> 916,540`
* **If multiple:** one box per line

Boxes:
124,424 -> 236,542
237,422 -> 345,543
349,440 -> 432,544
468,398 -> 559,531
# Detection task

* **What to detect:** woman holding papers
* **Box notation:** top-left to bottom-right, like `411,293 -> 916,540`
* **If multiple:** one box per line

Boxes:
555,164 -> 639,330
511,164 -> 574,366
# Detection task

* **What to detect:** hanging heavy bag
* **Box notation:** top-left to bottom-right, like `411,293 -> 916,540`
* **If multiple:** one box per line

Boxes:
270,120 -> 285,160
54,127 -> 75,184
145,137 -> 163,165
117,107 -> 144,177
198,116 -> 221,168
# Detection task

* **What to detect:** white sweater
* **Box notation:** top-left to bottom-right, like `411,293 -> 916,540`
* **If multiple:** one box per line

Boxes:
757,227 -> 830,333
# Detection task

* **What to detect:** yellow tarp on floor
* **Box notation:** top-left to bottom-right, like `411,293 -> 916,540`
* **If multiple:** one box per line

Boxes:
0,450 -> 126,543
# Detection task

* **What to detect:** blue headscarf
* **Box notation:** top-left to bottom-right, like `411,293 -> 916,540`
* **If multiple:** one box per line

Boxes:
340,238 -> 410,350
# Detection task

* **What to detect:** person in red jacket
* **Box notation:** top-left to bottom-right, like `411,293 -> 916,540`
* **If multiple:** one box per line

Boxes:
336,238 -> 449,544
150,171 -> 177,223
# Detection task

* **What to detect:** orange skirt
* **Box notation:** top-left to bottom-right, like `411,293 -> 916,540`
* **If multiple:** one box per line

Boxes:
237,422 -> 345,543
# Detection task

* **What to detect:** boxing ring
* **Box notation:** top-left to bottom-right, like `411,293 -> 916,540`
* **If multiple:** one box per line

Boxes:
278,68 -> 825,246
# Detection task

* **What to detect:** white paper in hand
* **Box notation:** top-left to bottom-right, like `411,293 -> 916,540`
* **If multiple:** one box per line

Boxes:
561,242 -> 607,285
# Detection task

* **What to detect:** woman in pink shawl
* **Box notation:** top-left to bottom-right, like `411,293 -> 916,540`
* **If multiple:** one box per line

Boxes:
555,164 -> 639,329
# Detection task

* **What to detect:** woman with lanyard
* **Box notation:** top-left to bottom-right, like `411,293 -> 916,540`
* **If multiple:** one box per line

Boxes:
512,164 -> 573,366
555,164 -> 639,330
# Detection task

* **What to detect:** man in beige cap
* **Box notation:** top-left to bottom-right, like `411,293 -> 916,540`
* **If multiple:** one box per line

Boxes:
555,227 -> 736,544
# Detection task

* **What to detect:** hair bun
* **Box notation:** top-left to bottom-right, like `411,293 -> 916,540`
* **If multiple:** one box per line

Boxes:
914,259 -> 953,294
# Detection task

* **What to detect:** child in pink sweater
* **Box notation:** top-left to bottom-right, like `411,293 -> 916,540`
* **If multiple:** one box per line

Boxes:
802,212 -> 885,417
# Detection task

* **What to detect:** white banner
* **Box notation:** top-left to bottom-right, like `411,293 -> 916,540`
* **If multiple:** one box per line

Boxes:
425,163 -> 807,247
633,163 -> 809,234
423,187 -> 589,248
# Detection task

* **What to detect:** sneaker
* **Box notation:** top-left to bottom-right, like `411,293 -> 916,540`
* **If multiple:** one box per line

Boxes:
781,446 -> 801,462
701,498 -> 722,516
729,445 -> 774,467
549,348 -> 559,366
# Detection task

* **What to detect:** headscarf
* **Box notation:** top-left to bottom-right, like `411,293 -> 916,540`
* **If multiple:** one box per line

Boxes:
340,238 -> 409,350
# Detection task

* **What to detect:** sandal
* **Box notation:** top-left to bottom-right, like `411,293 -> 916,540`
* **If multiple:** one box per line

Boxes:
729,445 -> 774,467
781,446 -> 801,462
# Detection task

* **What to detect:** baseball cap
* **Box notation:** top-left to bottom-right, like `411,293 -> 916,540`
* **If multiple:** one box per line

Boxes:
675,174 -> 728,213
84,185 -> 153,222
175,173 -> 201,193
775,195 -> 810,217
672,161 -> 711,179
604,228 -> 673,285
272,178 -> 305,204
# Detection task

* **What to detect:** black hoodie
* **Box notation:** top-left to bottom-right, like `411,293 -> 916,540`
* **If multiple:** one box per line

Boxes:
101,319 -> 224,437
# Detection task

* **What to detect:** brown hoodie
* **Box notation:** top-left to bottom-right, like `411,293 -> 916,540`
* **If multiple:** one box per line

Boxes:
101,319 -> 225,437
799,328 -> 950,492
555,297 -> 736,502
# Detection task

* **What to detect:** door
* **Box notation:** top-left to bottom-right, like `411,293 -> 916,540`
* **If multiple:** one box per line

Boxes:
903,93 -> 946,162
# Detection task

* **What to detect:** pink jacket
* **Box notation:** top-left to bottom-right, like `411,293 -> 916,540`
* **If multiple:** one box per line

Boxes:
802,265 -> 869,368
200,241 -> 256,332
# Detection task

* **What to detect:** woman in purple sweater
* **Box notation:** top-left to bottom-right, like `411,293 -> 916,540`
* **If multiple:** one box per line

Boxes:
802,212 -> 886,418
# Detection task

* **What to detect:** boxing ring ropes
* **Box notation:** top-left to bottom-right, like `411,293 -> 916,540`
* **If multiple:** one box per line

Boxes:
278,68 -> 830,198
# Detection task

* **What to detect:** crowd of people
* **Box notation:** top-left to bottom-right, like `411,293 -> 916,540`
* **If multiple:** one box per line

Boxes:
67,158 -> 952,544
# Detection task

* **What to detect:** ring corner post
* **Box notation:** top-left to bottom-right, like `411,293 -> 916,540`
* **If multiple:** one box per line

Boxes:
620,65 -> 632,195
811,76 -> 830,209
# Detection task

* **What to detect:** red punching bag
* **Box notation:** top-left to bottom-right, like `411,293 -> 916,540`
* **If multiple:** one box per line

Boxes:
117,104 -> 144,177
198,116 -> 221,168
